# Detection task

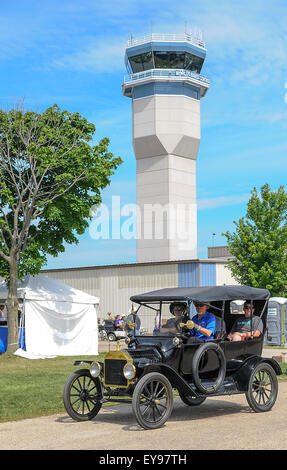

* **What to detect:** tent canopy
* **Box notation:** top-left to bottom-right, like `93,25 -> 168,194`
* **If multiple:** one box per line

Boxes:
0,274 -> 99,304
0,274 -> 99,357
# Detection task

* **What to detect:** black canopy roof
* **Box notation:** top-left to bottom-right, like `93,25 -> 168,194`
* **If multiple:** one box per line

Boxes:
130,285 -> 270,304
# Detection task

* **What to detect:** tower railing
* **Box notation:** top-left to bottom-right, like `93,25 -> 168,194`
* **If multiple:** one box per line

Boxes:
123,68 -> 210,85
127,33 -> 205,49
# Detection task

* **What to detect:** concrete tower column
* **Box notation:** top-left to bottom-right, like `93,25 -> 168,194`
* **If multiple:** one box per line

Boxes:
122,33 -> 209,262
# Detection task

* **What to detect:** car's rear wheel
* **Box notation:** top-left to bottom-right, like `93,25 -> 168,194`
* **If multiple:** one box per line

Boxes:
132,372 -> 173,429
63,369 -> 102,421
245,362 -> 278,412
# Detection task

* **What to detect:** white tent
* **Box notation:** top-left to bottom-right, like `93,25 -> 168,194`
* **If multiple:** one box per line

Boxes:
0,274 -> 99,357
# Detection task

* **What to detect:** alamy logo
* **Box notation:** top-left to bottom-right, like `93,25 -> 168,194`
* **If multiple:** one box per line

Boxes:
89,196 -> 197,251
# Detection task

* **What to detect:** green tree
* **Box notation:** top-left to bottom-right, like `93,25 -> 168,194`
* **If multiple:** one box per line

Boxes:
223,184 -> 287,297
0,104 -> 122,353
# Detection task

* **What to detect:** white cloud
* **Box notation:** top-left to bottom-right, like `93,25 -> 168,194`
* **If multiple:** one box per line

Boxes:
51,39 -> 126,73
2,0 -> 286,84
163,2 -> 287,86
259,111 -> 287,124
198,193 -> 249,210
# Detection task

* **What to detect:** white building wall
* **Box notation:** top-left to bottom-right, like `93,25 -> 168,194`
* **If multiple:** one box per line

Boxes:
47,269 -> 101,297
216,262 -> 238,286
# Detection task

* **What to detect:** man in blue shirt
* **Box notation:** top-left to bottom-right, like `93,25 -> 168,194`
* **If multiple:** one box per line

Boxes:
190,302 -> 216,340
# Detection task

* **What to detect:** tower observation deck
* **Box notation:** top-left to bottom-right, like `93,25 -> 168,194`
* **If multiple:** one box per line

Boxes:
122,33 -> 209,262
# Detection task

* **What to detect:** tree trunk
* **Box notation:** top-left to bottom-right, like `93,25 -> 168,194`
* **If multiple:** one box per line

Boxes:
6,255 -> 19,354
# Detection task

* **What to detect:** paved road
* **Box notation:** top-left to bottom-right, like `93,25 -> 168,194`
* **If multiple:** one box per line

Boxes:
1,381 -> 286,450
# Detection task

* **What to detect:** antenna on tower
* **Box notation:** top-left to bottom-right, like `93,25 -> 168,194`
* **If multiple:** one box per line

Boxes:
193,26 -> 203,43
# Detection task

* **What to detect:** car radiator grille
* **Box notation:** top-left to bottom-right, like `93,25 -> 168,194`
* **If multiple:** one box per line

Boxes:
104,359 -> 127,386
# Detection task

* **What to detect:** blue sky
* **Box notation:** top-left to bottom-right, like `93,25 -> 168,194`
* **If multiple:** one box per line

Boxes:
1,0 -> 287,268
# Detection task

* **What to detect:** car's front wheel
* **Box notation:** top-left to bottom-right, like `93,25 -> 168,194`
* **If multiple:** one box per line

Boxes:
132,372 -> 173,429
245,362 -> 278,413
63,369 -> 102,421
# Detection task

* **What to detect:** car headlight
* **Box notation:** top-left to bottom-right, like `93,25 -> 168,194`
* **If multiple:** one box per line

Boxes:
123,363 -> 136,380
173,336 -> 182,347
90,361 -> 101,378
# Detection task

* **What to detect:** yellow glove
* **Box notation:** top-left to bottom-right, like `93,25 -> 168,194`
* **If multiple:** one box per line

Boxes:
128,321 -> 135,329
186,320 -> 195,330
179,320 -> 195,329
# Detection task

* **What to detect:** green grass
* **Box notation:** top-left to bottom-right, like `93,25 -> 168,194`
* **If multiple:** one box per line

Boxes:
279,362 -> 287,377
0,353 -> 105,423
0,352 -> 286,423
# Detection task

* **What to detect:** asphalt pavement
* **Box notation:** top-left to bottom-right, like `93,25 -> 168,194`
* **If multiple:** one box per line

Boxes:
1,380 -> 286,450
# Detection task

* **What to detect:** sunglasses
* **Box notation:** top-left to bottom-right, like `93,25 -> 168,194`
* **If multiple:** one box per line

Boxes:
244,306 -> 253,310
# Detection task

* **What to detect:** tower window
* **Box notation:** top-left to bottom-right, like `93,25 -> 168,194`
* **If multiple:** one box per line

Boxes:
154,51 -> 185,69
129,50 -> 204,74
128,52 -> 154,73
184,53 -> 204,73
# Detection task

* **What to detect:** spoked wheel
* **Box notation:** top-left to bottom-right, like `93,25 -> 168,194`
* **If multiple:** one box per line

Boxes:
245,363 -> 278,413
178,391 -> 206,406
63,369 -> 102,421
132,372 -> 173,429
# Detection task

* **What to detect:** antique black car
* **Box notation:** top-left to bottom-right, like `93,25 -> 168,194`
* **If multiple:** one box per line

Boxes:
63,285 -> 282,430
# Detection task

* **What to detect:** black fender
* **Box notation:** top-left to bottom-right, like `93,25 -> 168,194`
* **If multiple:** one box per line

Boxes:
72,360 -> 105,381
234,355 -> 282,391
141,362 -> 200,398
260,356 -> 282,375
73,360 -> 94,366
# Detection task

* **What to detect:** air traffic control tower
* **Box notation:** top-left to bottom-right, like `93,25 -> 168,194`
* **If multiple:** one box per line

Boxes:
122,33 -> 209,263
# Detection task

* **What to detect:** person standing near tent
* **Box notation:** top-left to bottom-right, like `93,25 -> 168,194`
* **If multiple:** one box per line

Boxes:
0,304 -> 7,323
125,306 -> 141,337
